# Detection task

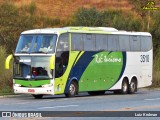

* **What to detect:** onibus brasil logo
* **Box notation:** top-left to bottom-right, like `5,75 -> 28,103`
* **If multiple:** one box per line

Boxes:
143,1 -> 159,10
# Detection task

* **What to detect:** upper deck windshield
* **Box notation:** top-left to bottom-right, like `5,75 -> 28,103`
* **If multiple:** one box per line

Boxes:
15,34 -> 57,54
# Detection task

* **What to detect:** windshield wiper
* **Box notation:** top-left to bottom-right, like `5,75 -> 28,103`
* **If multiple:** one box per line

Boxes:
14,77 -> 28,79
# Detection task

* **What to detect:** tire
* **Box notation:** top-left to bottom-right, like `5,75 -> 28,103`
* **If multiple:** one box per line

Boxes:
32,94 -> 43,99
121,80 -> 129,94
65,81 -> 78,97
129,80 -> 137,94
88,91 -> 105,96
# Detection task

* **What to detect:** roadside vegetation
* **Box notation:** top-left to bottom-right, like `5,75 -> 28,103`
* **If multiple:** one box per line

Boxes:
0,1 -> 159,94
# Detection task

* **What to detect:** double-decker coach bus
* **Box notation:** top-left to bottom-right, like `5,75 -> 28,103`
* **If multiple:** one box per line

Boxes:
5,27 -> 152,98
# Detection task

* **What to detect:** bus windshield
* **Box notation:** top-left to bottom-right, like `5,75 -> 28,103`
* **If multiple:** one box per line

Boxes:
13,56 -> 53,80
15,34 -> 57,54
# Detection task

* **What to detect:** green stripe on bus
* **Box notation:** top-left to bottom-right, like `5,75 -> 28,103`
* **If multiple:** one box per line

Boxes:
14,79 -> 50,87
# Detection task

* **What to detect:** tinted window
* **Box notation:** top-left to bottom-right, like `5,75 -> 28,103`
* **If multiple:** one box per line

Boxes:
83,34 -> 95,51
108,35 -> 119,51
72,33 -> 83,51
141,36 -> 152,51
119,35 -> 130,51
57,33 -> 69,51
130,35 -> 141,51
96,34 -> 108,51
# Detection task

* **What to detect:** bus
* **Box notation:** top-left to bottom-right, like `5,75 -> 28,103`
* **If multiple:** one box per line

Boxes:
5,27 -> 152,98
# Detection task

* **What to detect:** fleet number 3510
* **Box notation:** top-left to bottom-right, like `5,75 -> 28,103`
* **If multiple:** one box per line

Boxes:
140,55 -> 149,63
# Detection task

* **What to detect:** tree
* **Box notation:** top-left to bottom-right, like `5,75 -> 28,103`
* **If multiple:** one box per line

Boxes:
150,11 -> 160,57
128,0 -> 149,31
0,2 -> 35,53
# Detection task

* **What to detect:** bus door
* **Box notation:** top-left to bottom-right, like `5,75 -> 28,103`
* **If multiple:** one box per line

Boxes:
54,33 -> 69,93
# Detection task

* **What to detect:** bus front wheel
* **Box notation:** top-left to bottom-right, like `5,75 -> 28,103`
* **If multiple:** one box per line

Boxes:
65,81 -> 78,97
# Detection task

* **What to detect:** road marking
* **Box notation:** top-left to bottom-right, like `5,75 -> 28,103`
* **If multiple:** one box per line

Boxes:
3,104 -> 9,105
144,98 -> 160,101
37,105 -> 79,109
17,102 -> 30,104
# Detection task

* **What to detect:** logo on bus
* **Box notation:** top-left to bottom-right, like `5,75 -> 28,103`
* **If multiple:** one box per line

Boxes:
95,54 -> 121,63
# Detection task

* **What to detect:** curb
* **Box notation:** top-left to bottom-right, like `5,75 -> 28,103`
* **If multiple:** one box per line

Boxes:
0,94 -> 31,98
139,87 -> 160,91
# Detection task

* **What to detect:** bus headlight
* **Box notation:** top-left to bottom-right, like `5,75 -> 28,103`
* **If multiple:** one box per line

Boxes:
14,84 -> 21,87
42,84 -> 53,88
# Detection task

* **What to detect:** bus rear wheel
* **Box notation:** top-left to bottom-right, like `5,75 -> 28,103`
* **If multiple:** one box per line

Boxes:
121,79 -> 129,94
129,80 -> 137,94
32,94 -> 43,99
65,81 -> 78,97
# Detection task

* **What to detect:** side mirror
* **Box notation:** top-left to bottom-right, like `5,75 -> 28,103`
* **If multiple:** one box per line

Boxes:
50,54 -> 55,69
5,54 -> 13,69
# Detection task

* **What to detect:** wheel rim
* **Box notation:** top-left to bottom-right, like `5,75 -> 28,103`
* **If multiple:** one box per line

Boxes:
130,82 -> 135,92
122,82 -> 128,92
69,84 -> 75,95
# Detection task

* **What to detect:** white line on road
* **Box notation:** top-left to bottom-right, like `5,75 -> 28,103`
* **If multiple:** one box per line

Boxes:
17,102 -> 30,104
144,98 -> 160,101
37,105 -> 79,109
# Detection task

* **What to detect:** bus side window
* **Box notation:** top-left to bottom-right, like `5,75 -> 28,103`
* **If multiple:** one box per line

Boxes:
96,34 -> 107,51
57,34 -> 69,52
141,36 -> 152,51
83,34 -> 95,51
71,33 -> 84,51
119,35 -> 130,51
108,35 -> 119,51
130,35 -> 141,51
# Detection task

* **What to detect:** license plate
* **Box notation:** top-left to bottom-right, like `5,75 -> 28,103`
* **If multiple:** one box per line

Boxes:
28,89 -> 35,93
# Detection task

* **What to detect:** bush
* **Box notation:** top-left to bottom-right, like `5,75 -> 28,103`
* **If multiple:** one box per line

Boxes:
72,7 -> 105,26
72,7 -> 142,31
0,46 -> 13,95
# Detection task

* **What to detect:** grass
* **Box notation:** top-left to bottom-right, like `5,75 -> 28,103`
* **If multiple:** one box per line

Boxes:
0,0 -> 132,20
152,71 -> 160,88
152,56 -> 160,88
0,86 -> 14,96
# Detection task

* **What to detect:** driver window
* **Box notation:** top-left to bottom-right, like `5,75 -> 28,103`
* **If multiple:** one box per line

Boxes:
57,33 -> 69,52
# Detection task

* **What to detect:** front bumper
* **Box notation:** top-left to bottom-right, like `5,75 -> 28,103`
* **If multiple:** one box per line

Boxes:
13,86 -> 54,95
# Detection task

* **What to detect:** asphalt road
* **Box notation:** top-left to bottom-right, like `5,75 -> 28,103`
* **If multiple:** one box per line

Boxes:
0,89 -> 160,120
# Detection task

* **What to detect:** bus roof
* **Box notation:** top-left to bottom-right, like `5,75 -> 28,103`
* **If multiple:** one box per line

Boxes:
21,27 -> 151,36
